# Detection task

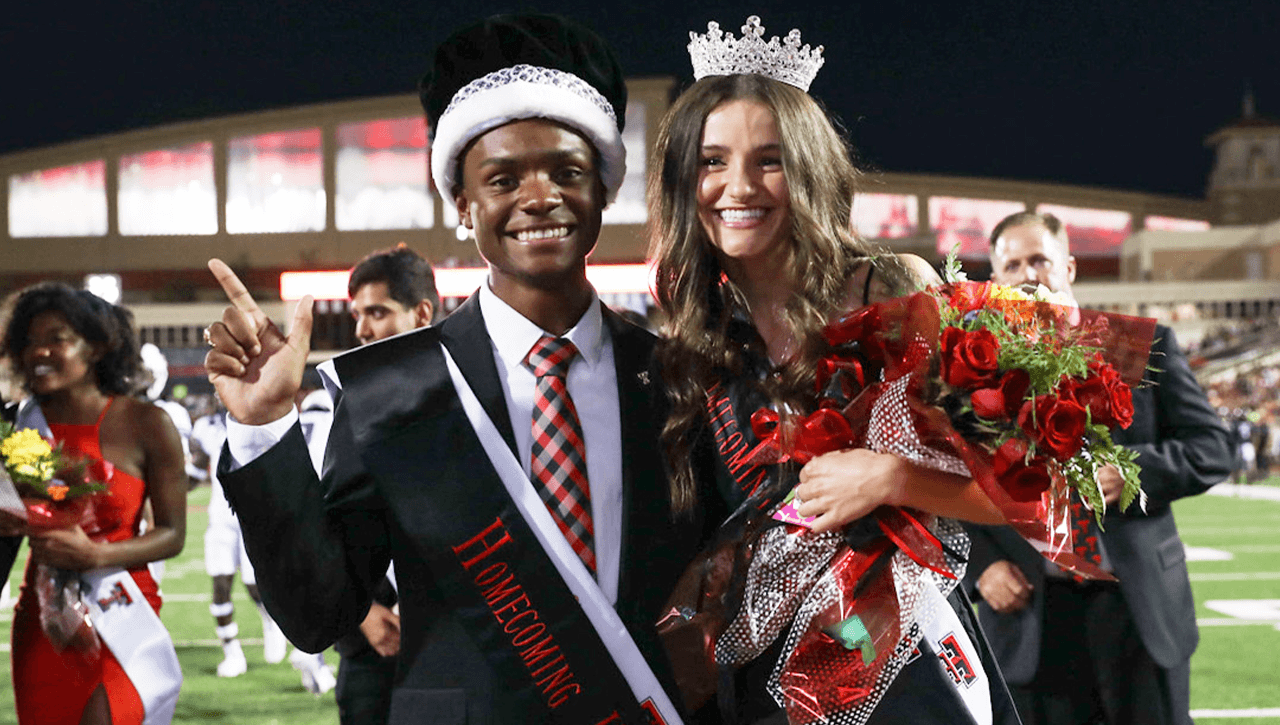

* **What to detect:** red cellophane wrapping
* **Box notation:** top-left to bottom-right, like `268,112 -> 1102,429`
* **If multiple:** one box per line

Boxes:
23,479 -> 117,658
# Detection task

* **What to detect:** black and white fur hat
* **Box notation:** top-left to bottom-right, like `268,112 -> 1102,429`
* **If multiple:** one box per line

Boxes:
419,14 -> 628,207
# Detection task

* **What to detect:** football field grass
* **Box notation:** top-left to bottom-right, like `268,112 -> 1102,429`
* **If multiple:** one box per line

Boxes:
0,484 -> 339,725
0,481 -> 1276,723
1178,481 -> 1280,723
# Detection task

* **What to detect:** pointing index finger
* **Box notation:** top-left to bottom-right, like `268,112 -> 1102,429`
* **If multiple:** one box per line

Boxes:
208,258 -> 266,324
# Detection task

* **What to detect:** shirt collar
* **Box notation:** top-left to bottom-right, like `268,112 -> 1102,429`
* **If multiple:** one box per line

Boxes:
478,279 -> 606,374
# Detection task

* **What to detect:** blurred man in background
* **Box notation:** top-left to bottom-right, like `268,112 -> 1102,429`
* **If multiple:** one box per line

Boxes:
325,244 -> 438,725
965,212 -> 1232,725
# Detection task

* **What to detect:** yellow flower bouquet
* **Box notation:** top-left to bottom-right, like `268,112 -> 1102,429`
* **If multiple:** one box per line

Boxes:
0,420 -> 106,532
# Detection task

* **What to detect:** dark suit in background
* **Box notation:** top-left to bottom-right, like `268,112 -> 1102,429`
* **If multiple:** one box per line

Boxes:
965,326 -> 1231,725
220,297 -> 710,724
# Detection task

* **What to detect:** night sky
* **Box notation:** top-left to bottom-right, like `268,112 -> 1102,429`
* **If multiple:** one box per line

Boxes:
3,1 -> 1277,199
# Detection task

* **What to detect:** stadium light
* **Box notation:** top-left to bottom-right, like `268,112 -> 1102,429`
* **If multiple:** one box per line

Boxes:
85,273 -> 122,304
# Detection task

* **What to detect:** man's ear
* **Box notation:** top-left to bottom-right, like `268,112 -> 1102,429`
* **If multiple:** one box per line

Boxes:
1066,255 -> 1077,284
454,192 -> 472,230
414,299 -> 434,328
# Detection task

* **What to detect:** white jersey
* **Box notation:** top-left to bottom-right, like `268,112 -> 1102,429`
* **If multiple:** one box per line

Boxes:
156,399 -> 200,481
192,413 -> 235,528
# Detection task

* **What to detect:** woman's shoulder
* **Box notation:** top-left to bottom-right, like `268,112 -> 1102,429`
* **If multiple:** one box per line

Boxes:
896,253 -> 940,285
845,254 -> 939,307
111,398 -> 182,444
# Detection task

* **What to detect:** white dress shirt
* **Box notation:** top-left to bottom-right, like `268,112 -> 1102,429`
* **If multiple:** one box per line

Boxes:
226,279 -> 625,603
478,282 -> 623,603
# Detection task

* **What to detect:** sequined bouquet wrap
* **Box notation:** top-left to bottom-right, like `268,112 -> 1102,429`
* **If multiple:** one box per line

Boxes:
658,281 -> 1156,724
0,422 -> 112,655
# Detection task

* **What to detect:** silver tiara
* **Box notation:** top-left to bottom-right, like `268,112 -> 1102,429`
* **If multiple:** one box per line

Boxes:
687,15 -> 825,92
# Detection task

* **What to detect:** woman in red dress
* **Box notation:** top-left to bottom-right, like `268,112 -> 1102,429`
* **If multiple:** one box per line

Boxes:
1,282 -> 187,724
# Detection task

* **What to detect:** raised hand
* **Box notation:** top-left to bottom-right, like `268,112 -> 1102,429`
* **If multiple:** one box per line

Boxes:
204,259 -> 313,425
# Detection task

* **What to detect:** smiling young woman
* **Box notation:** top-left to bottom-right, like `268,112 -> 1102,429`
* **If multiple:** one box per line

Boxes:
1,282 -> 186,725
647,58 -> 1013,722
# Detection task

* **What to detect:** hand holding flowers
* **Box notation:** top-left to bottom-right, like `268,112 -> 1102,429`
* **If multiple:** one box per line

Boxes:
0,419 -> 110,654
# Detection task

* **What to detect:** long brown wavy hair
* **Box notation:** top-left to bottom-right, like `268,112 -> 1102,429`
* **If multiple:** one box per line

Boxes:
649,74 -> 915,514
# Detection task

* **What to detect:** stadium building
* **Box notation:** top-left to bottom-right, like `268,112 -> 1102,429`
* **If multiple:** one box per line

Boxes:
2,81 -> 1277,378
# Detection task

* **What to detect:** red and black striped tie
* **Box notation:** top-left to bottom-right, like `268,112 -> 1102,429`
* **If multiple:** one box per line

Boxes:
525,335 -> 596,574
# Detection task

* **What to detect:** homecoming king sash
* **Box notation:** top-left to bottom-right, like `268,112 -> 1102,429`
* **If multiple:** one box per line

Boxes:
326,330 -> 681,724
440,345 -> 683,725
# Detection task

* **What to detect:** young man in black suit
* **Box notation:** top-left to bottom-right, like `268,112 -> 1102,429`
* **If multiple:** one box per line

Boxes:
204,14 -> 708,725
965,212 -> 1232,725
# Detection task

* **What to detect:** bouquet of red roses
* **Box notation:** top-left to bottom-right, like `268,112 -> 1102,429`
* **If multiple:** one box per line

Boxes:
808,277 -> 1155,556
659,269 -> 1156,725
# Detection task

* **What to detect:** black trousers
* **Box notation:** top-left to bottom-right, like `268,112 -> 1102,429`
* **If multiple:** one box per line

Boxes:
1012,579 -> 1191,725
336,650 -> 397,725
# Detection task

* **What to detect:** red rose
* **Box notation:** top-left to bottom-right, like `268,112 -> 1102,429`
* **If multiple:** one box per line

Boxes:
1018,392 -> 1088,461
941,326 -> 1001,389
970,387 -> 1004,420
1075,362 -> 1134,429
971,369 -> 1031,420
992,438 -> 1053,502
1108,380 -> 1134,429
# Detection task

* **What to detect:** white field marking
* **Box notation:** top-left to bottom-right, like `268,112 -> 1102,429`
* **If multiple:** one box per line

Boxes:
1186,546 -> 1234,561
1190,572 -> 1280,582
1189,708 -> 1280,718
159,559 -> 208,580
1199,599 -> 1280,629
1207,483 -> 1280,501
1204,600 -> 1280,620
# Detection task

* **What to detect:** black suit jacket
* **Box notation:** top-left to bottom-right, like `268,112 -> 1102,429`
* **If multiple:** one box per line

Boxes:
220,295 -> 709,724
964,326 -> 1232,684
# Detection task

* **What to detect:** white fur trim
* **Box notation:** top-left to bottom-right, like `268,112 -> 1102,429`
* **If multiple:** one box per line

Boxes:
431,80 -> 625,208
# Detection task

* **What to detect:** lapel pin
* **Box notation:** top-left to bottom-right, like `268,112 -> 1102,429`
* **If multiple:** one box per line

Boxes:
637,371 -> 651,386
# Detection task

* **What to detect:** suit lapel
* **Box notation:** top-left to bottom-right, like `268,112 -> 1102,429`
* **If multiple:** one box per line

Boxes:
440,293 -> 519,456
603,307 -> 663,604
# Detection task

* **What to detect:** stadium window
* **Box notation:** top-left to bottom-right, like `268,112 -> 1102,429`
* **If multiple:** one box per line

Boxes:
853,193 -> 919,240
1145,215 -> 1210,232
928,197 -> 1026,258
601,103 -> 647,225
1035,204 -> 1132,257
118,141 -> 217,235
335,117 -> 433,231
8,160 -> 108,237
226,128 -> 325,233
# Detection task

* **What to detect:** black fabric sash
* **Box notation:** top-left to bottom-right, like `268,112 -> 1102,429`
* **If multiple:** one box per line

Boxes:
336,331 -> 666,725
